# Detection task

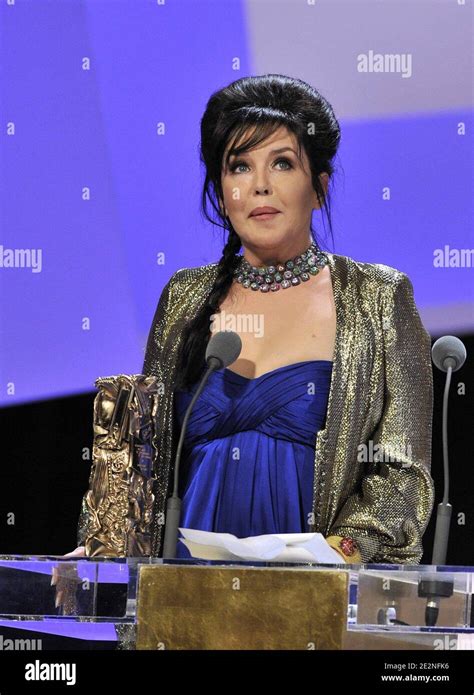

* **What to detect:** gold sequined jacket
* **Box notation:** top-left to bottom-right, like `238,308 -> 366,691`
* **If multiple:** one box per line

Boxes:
77,252 -> 435,563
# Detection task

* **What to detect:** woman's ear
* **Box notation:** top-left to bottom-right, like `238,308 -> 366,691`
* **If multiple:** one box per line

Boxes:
319,172 -> 329,196
312,172 -> 329,210
219,198 -> 227,217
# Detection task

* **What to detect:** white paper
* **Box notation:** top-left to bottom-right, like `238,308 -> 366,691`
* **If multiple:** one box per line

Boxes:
177,528 -> 345,563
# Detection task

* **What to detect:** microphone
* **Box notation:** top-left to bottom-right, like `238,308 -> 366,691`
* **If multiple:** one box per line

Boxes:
162,330 -> 242,559
430,336 -> 466,565
418,336 -> 466,626
431,335 -> 467,374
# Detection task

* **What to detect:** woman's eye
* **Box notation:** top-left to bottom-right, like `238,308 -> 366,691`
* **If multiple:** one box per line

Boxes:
275,158 -> 292,170
229,162 -> 248,173
230,158 -> 292,173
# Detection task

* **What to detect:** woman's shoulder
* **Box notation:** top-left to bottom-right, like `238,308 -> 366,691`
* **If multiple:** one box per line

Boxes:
170,261 -> 219,283
163,262 -> 220,298
328,251 -> 412,292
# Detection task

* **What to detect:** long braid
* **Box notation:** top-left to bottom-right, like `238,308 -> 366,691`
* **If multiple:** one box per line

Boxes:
174,228 -> 242,390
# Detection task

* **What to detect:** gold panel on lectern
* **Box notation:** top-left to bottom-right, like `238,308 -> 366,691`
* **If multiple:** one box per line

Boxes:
136,564 -> 348,650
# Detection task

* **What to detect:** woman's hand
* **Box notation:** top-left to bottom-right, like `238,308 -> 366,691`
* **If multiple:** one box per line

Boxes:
51,546 -> 86,612
325,536 -> 361,563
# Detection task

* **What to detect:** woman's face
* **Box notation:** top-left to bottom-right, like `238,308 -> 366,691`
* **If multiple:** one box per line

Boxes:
220,125 -> 328,264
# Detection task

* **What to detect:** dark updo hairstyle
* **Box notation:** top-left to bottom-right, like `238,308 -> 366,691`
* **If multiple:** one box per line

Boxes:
175,74 -> 341,390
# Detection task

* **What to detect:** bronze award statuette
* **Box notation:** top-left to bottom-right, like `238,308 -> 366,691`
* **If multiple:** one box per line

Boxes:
83,374 -> 160,558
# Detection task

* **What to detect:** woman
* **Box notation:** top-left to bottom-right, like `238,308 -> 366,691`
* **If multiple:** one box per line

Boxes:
77,74 -> 435,564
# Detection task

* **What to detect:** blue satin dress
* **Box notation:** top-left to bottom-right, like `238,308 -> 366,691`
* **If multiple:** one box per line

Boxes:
173,360 -> 333,559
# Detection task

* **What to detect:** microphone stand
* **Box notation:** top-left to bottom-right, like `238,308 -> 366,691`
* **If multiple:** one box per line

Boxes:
418,362 -> 455,626
162,357 -> 222,559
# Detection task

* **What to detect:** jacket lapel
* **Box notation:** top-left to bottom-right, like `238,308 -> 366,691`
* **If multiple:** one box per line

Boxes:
311,252 -> 350,532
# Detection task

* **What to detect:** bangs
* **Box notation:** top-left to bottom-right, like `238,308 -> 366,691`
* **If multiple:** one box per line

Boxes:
222,118 -> 303,172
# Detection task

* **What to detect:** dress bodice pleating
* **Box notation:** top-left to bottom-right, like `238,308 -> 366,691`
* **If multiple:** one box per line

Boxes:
173,360 -> 333,558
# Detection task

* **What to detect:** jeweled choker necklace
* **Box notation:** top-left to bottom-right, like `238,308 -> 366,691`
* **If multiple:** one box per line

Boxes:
233,241 -> 329,292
